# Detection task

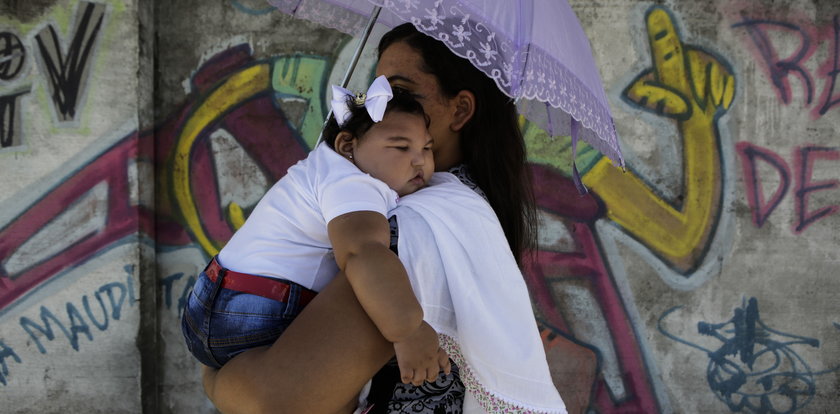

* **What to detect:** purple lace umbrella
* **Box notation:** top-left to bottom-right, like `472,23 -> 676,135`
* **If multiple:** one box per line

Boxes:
269,0 -> 625,188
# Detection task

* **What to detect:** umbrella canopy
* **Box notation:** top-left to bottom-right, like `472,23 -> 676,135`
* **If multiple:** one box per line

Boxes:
269,0 -> 624,169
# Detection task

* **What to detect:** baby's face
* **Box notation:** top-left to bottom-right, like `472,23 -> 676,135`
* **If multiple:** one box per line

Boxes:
353,111 -> 434,197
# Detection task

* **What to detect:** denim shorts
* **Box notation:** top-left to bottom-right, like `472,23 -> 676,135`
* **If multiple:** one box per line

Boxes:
181,264 -> 315,369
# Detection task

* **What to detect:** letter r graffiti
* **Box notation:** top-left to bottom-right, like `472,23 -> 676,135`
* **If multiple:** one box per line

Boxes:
817,15 -> 840,116
732,18 -> 813,105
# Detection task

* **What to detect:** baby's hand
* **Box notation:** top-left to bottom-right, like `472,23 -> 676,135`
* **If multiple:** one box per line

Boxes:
393,321 -> 452,386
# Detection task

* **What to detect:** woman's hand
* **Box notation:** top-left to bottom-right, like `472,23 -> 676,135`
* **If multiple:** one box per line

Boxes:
393,321 -> 452,386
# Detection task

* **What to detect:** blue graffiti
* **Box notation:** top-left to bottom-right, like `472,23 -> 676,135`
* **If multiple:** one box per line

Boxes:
20,304 -> 93,353
161,272 -> 184,309
230,0 -> 275,15
0,340 -> 21,386
0,269 -> 136,387
658,297 -> 839,413
17,274 -> 135,355
177,276 -> 195,319
161,272 -> 195,319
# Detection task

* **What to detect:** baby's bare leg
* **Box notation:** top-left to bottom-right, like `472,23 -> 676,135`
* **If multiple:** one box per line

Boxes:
203,271 -> 393,414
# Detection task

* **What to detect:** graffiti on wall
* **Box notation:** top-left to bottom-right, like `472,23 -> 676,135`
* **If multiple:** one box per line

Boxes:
726,11 -> 840,235
0,0 -> 141,389
731,13 -> 840,119
659,298 -> 840,414
0,28 -> 29,148
0,44 -> 316,300
0,1 -> 837,413
34,1 -> 106,124
0,1 -> 106,149
736,142 -> 838,234
1,4 -> 725,412
530,5 -> 835,413
0,35 -> 327,383
0,131 -> 151,310
0,267 -> 136,386
521,5 -> 736,412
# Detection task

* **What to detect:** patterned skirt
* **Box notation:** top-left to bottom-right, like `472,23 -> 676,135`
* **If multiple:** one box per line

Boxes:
366,357 -> 465,414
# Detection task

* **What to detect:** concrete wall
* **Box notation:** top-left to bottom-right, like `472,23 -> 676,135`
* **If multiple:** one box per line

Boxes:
0,0 -> 838,413
0,0 -> 151,412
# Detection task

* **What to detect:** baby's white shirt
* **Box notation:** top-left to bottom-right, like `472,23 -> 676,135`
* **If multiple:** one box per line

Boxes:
218,143 -> 398,292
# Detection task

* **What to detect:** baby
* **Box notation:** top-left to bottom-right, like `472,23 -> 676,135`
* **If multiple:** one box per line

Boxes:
182,76 -> 449,386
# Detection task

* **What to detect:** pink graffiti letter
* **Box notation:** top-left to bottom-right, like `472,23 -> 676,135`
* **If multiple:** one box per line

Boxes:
736,142 -> 791,228
793,146 -> 840,233
733,18 -> 814,105
817,15 -> 840,116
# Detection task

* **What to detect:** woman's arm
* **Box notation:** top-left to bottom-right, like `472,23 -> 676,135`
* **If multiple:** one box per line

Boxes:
203,271 -> 394,414
202,214 -> 444,413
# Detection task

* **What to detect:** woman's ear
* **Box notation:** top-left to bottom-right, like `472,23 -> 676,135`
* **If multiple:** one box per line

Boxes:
333,131 -> 357,160
449,89 -> 476,132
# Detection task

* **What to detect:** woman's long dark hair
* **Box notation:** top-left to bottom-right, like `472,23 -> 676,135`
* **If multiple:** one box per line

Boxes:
379,23 -> 537,264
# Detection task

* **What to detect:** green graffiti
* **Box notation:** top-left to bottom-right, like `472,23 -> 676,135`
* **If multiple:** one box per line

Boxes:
271,54 -> 331,149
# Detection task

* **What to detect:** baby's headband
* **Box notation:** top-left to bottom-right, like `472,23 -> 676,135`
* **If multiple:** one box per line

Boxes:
330,75 -> 393,127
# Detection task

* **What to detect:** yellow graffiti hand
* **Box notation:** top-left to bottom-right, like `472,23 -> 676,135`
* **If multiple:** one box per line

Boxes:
687,48 -> 736,113
623,7 -> 735,121
587,6 -> 735,272
623,74 -> 691,119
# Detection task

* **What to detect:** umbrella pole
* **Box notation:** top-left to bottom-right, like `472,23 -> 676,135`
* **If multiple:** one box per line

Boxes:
340,6 -> 382,88
316,6 -> 382,145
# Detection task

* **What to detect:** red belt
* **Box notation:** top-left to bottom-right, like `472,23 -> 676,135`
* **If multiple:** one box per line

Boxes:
205,258 -> 317,306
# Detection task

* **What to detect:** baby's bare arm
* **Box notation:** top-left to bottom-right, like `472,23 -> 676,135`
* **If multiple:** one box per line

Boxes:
328,211 -> 422,342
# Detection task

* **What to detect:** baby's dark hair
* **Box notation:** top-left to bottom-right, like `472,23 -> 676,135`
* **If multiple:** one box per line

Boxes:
322,90 -> 428,149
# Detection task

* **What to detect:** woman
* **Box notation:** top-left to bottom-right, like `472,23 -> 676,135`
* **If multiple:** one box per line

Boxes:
202,23 -> 541,414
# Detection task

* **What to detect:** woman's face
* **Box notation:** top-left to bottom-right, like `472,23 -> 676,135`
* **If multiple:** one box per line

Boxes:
376,42 -> 461,171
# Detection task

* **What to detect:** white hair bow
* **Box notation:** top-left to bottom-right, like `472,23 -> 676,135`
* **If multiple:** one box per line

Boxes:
330,75 -> 393,127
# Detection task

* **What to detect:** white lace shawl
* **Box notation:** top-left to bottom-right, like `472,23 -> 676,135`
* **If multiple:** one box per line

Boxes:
394,172 -> 567,414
